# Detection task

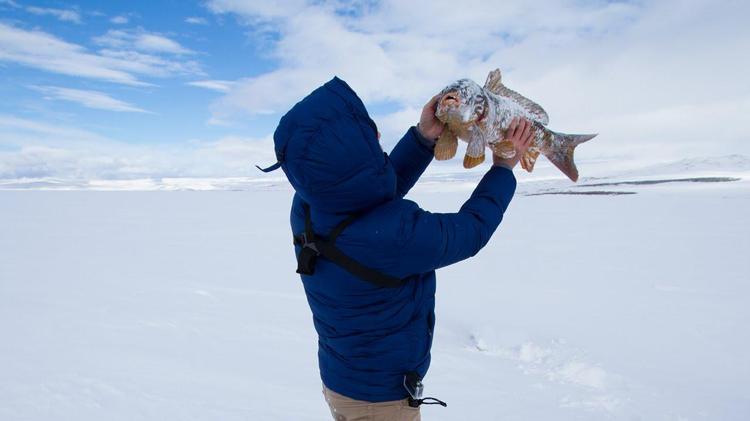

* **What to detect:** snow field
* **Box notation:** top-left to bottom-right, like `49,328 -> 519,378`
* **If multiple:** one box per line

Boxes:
1,168 -> 748,420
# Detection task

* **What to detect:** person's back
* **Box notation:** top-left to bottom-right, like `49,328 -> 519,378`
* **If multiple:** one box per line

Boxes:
268,76 -> 533,420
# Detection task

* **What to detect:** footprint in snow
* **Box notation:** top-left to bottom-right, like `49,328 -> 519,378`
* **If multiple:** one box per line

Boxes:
466,331 -> 628,414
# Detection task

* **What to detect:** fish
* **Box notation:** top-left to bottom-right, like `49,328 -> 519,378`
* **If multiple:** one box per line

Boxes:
434,68 -> 596,182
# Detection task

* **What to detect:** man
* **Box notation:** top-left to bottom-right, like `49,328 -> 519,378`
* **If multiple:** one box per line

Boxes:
268,76 -> 533,420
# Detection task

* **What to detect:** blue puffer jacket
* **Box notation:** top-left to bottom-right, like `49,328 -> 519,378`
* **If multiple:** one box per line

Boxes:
272,76 -> 517,402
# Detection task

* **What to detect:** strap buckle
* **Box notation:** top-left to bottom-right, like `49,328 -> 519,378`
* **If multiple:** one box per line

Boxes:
295,233 -> 320,275
404,372 -> 447,408
301,233 -> 319,252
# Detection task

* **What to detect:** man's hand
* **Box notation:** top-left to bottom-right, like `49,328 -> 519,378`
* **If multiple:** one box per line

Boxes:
493,117 -> 535,170
416,94 -> 443,141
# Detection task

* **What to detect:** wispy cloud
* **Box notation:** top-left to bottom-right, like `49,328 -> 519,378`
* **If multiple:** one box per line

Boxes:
30,86 -> 151,113
96,49 -> 201,77
93,29 -> 194,55
0,114 -> 108,143
2,0 -> 81,23
110,15 -> 129,24
185,16 -> 208,25
0,0 -> 20,8
0,23 -> 201,85
0,23 -> 145,85
25,5 -> 81,23
187,79 -> 234,92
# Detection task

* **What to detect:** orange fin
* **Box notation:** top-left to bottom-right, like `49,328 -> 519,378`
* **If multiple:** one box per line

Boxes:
491,140 -> 516,159
520,148 -> 541,172
463,154 -> 485,169
435,128 -> 458,160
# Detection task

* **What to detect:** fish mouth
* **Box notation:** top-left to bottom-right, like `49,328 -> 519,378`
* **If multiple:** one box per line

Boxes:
437,90 -> 486,125
436,92 -> 461,122
439,91 -> 460,107
442,93 -> 459,103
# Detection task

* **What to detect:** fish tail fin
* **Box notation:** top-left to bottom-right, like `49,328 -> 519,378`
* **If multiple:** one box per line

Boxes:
543,131 -> 597,182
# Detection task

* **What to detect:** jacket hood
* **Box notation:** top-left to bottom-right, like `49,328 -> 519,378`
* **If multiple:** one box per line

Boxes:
273,76 -> 397,214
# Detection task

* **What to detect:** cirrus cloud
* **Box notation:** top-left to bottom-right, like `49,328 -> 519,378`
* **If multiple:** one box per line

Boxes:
110,15 -> 129,25
29,85 -> 151,113
185,16 -> 208,25
0,23 -> 201,86
93,28 -> 194,55
25,5 -> 81,23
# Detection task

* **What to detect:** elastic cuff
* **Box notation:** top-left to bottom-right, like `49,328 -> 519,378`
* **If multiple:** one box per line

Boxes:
412,125 -> 436,151
492,162 -> 514,171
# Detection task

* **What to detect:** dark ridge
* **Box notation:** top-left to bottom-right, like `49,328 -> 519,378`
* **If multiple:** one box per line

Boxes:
579,177 -> 741,188
526,191 -> 637,196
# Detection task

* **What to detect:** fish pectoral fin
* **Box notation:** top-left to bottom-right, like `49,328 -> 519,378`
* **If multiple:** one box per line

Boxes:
491,139 -> 516,159
484,68 -> 550,126
520,147 -> 541,173
434,127 -> 458,160
464,137 -> 486,169
463,153 -> 485,169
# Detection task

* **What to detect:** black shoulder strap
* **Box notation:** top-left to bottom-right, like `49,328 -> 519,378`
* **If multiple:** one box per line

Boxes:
295,203 -> 406,289
327,212 -> 359,242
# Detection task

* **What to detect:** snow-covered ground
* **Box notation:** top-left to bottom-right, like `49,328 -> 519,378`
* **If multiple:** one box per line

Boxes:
1,156 -> 749,420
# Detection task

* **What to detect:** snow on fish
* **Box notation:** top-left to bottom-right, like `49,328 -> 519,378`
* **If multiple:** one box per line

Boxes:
434,68 -> 596,181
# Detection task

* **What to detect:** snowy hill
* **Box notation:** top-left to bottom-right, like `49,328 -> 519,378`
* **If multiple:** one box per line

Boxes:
1,154 -> 748,192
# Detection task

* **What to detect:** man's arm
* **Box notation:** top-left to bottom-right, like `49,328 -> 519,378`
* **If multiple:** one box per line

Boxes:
389,125 -> 435,198
394,117 -> 535,274
396,166 -> 516,272
387,94 -> 444,198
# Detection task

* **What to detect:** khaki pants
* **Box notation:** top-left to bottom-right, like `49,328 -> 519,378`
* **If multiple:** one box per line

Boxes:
322,384 -> 421,421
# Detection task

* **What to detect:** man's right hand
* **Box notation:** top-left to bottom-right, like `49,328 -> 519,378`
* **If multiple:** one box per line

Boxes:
493,117 -> 535,170
416,94 -> 444,141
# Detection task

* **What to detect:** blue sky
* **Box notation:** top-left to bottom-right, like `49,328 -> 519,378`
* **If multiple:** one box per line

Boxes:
0,0 -> 282,144
1,0 -> 748,180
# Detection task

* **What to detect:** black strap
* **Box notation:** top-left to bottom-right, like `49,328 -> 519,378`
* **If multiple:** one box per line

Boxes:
295,203 -> 406,289
328,213 -> 360,242
255,161 -> 282,172
408,396 -> 448,408
316,241 -> 405,288
304,203 -> 316,242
